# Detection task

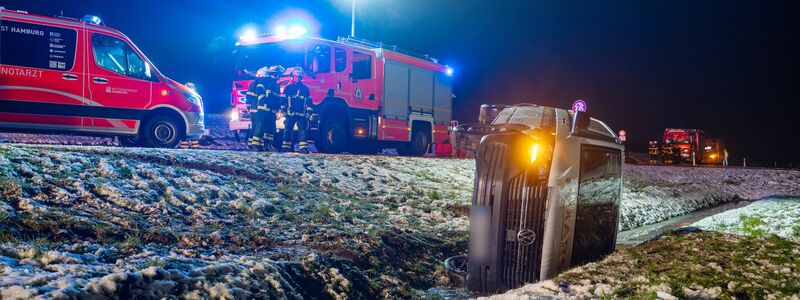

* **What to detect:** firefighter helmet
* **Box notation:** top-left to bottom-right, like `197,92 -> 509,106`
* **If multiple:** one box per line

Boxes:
256,67 -> 269,78
267,66 -> 281,74
292,67 -> 304,81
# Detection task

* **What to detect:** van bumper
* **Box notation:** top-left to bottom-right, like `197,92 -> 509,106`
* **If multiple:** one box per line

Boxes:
185,112 -> 205,139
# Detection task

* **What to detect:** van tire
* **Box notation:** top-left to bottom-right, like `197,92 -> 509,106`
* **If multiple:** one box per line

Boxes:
318,116 -> 349,154
400,128 -> 430,156
139,115 -> 184,148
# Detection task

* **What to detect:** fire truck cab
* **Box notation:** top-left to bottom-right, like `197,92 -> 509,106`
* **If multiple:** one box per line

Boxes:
230,35 -> 454,155
0,9 -> 205,148
663,128 -> 705,164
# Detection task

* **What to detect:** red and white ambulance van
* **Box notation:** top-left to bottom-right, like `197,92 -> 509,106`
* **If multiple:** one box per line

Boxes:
0,9 -> 204,147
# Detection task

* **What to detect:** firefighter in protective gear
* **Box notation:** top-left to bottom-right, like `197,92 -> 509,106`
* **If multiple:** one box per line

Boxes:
245,67 -> 267,150
662,141 -> 674,164
260,66 -> 283,151
648,140 -> 660,164
281,68 -> 313,153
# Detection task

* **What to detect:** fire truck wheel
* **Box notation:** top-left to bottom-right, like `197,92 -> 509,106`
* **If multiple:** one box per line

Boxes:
318,117 -> 349,153
402,129 -> 430,156
139,115 -> 184,148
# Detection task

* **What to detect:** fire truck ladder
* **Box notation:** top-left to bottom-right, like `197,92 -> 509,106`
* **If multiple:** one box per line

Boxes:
336,36 -> 441,63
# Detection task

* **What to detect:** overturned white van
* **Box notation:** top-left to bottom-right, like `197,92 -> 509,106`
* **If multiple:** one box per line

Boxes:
462,104 -> 624,293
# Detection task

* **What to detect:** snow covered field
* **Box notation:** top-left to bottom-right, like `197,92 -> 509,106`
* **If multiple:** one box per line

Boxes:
1,137 -> 800,298
694,197 -> 800,242
485,230 -> 800,299
620,164 -> 800,230
0,144 -> 474,298
0,114 -> 247,151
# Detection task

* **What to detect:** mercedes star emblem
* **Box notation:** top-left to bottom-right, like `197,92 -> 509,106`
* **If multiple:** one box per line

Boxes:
517,229 -> 536,245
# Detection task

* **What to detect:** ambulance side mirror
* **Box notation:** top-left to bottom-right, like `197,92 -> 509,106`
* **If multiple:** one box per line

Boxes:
571,111 -> 590,134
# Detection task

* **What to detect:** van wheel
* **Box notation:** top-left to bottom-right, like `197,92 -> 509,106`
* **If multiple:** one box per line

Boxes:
400,129 -> 430,156
140,115 -> 183,148
318,117 -> 349,153
118,136 -> 140,147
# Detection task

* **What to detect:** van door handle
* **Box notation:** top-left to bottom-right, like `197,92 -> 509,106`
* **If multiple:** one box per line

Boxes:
92,77 -> 109,84
61,74 -> 79,81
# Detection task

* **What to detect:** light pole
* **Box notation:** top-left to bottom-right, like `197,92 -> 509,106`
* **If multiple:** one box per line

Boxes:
351,0 -> 356,37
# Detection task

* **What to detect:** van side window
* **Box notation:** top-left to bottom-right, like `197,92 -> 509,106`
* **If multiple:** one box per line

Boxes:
91,33 -> 155,81
0,20 -> 77,71
334,48 -> 346,72
352,51 -> 371,80
308,45 -> 331,73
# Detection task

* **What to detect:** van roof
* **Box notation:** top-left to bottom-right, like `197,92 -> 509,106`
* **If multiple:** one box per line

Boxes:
0,8 -> 126,38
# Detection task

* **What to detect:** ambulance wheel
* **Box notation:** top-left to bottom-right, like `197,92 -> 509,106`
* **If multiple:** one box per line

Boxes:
140,115 -> 184,148
318,117 -> 349,153
401,129 -> 430,156
117,136 -> 140,147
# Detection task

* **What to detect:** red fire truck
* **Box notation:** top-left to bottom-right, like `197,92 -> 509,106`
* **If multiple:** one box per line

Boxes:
229,34 -> 454,155
0,9 -> 205,148
662,128 -> 705,163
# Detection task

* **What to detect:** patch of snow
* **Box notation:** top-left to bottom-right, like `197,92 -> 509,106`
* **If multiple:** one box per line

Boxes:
694,197 -> 800,242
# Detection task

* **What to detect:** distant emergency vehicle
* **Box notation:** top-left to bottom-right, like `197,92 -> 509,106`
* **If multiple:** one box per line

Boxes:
229,34 -> 454,155
662,128 -> 704,163
0,9 -> 205,148
703,138 -> 726,165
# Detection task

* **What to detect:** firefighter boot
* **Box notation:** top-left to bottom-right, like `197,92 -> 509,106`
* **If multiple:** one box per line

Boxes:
263,133 -> 277,152
249,136 -> 264,151
281,141 -> 293,152
299,141 -> 309,154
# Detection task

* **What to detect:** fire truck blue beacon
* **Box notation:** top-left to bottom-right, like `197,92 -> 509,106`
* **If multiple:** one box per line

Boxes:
458,104 -> 624,293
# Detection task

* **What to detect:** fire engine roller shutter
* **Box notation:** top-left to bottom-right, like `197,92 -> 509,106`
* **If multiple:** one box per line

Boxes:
383,61 -> 409,121
433,73 -> 452,125
0,14 -> 3,65
0,14 -> 3,67
409,68 -> 433,114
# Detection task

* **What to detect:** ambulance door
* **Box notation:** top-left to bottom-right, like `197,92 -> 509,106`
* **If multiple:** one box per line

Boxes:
86,32 -> 153,134
0,19 -> 84,131
349,50 -> 378,110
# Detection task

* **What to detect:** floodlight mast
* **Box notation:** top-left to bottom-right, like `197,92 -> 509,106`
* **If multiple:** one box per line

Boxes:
351,0 -> 356,37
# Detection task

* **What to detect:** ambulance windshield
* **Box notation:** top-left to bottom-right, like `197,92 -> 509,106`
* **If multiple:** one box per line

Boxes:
235,41 -> 306,78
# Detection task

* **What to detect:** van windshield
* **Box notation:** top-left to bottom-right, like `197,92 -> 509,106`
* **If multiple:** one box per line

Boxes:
234,41 -> 307,79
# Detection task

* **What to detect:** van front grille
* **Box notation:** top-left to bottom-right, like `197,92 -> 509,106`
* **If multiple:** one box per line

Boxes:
502,171 -> 548,289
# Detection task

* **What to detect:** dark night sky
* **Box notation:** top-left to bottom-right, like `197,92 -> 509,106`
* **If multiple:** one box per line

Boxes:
2,0 -> 798,165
